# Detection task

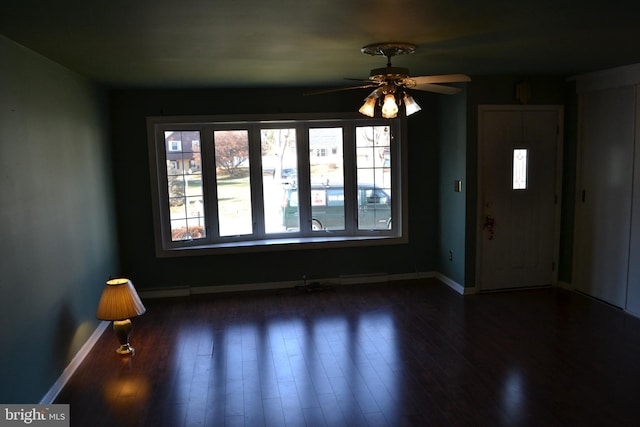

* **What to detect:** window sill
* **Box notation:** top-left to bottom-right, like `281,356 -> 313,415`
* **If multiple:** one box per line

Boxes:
157,234 -> 407,257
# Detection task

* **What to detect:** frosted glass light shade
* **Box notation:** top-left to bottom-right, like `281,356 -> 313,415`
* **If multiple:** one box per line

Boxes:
358,96 -> 377,117
381,94 -> 398,118
403,93 -> 422,116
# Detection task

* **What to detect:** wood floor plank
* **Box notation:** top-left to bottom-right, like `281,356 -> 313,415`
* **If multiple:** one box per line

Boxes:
54,279 -> 640,426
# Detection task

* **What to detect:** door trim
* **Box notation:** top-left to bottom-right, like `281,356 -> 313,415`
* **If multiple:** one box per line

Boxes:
476,105 -> 564,291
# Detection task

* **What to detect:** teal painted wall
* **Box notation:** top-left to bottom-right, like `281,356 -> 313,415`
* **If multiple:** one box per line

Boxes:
109,79 -> 576,292
109,88 -> 440,290
0,36 -> 118,403
437,90 -> 468,286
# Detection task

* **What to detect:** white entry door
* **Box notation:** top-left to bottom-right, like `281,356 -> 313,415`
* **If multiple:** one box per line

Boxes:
477,106 -> 563,291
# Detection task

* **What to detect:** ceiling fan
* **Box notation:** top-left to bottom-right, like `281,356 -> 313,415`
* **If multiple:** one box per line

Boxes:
308,42 -> 471,118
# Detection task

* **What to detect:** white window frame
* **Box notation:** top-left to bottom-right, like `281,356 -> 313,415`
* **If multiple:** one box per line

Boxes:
147,113 -> 408,256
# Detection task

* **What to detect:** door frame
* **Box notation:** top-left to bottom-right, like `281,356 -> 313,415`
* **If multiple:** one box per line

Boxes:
475,105 -> 564,291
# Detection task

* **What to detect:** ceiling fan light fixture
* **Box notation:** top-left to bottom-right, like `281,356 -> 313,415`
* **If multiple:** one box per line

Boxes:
381,94 -> 398,118
403,93 -> 421,116
309,42 -> 470,118
359,95 -> 377,117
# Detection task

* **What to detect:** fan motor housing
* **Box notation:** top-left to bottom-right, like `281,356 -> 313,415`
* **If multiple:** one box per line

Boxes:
370,67 -> 410,79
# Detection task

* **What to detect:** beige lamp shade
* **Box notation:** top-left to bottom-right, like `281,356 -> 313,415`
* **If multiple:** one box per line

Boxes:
96,278 -> 146,321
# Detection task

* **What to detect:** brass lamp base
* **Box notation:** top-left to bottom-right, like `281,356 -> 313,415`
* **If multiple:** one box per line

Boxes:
116,343 -> 135,355
112,319 -> 135,355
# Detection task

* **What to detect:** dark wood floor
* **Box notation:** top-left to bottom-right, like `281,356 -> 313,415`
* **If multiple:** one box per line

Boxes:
55,278 -> 640,426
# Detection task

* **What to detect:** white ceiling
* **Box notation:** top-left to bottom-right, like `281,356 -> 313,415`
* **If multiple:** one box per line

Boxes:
1,0 -> 639,88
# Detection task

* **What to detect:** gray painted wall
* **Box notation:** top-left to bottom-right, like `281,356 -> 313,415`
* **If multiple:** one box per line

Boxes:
0,36 -> 118,403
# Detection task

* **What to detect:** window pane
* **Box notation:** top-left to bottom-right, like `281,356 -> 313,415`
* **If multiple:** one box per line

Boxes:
214,130 -> 252,236
356,126 -> 392,230
165,131 -> 205,241
309,128 -> 345,231
513,148 -> 528,190
261,128 -> 297,233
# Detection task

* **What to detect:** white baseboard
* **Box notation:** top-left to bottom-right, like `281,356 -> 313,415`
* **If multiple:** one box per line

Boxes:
555,280 -> 574,291
337,271 -> 434,285
139,271 -> 438,299
625,309 -> 640,320
434,273 -> 478,295
138,271 -> 475,299
40,321 -> 109,404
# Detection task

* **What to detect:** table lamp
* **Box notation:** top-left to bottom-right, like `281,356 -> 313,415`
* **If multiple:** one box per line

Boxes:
96,278 -> 146,355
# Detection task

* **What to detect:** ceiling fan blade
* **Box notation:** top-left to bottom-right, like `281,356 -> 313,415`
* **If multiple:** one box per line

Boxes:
304,84 -> 377,96
413,83 -> 462,95
411,74 -> 471,84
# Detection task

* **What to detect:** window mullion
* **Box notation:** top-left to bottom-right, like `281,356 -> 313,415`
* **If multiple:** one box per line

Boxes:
342,125 -> 357,234
297,124 -> 312,235
390,119 -> 404,232
249,124 -> 265,237
202,125 -> 219,241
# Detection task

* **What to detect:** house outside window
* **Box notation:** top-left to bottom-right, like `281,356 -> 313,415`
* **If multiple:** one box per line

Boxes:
147,114 -> 407,255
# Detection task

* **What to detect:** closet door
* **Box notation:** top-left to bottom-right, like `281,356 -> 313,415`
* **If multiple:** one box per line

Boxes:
627,87 -> 640,316
573,86 -> 635,308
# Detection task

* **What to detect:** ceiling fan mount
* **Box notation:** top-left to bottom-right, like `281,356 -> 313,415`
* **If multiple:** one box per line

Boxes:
361,42 -> 417,59
362,42 -> 416,83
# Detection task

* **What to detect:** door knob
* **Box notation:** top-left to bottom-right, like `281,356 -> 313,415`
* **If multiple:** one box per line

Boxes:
483,215 -> 496,240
